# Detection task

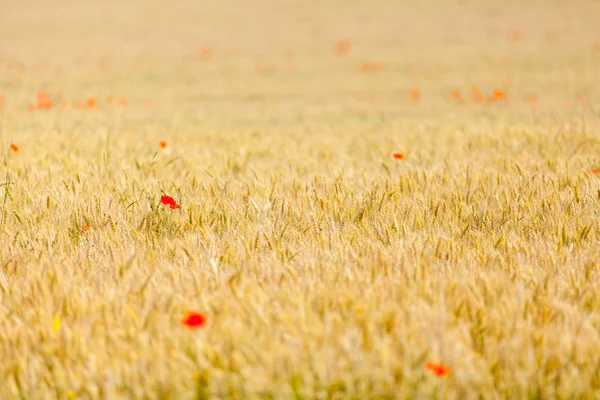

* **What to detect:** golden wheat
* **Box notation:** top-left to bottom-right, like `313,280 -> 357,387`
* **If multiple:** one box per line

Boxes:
1,0 -> 600,398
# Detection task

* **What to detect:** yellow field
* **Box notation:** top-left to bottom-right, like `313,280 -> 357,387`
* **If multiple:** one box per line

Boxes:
2,0 -> 600,398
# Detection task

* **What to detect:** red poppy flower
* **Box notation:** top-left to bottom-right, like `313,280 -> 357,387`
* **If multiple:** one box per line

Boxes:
36,90 -> 53,109
591,168 -> 599,175
525,94 -> 538,104
334,39 -> 351,54
392,152 -> 405,160
159,140 -> 168,149
409,88 -> 420,100
426,362 -> 451,377
181,311 -> 207,328
471,86 -> 483,102
491,89 -> 506,101
199,48 -> 212,60
170,203 -> 181,209
161,195 -> 176,206
360,61 -> 384,72
9,144 -> 19,153
86,97 -> 97,108
451,89 -> 464,103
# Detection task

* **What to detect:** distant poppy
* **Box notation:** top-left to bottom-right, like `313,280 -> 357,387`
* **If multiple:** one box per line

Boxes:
9,144 -> 18,152
491,89 -> 506,100
86,97 -> 96,108
199,48 -> 212,60
471,86 -> 483,102
254,60 -> 267,72
170,203 -> 181,209
392,152 -> 405,160
525,94 -> 538,104
36,91 -> 53,109
409,89 -> 420,101
507,29 -> 523,40
82,225 -> 91,231
426,362 -> 450,377
591,168 -> 599,175
451,89 -> 464,102
575,93 -> 588,107
181,311 -> 207,328
334,39 -> 351,54
360,61 -> 384,72
159,140 -> 168,149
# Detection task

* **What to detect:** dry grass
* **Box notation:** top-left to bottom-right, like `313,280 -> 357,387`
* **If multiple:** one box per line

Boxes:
1,0 -> 600,398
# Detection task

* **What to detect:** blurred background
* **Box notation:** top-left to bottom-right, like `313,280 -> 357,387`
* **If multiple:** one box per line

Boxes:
1,0 -> 599,132
2,0 -> 599,63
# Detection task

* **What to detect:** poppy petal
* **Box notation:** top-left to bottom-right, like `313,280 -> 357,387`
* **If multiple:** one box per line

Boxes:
161,195 -> 176,206
182,311 -> 207,328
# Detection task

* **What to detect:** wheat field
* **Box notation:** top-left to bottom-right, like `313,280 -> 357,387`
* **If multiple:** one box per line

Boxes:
1,0 -> 600,398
